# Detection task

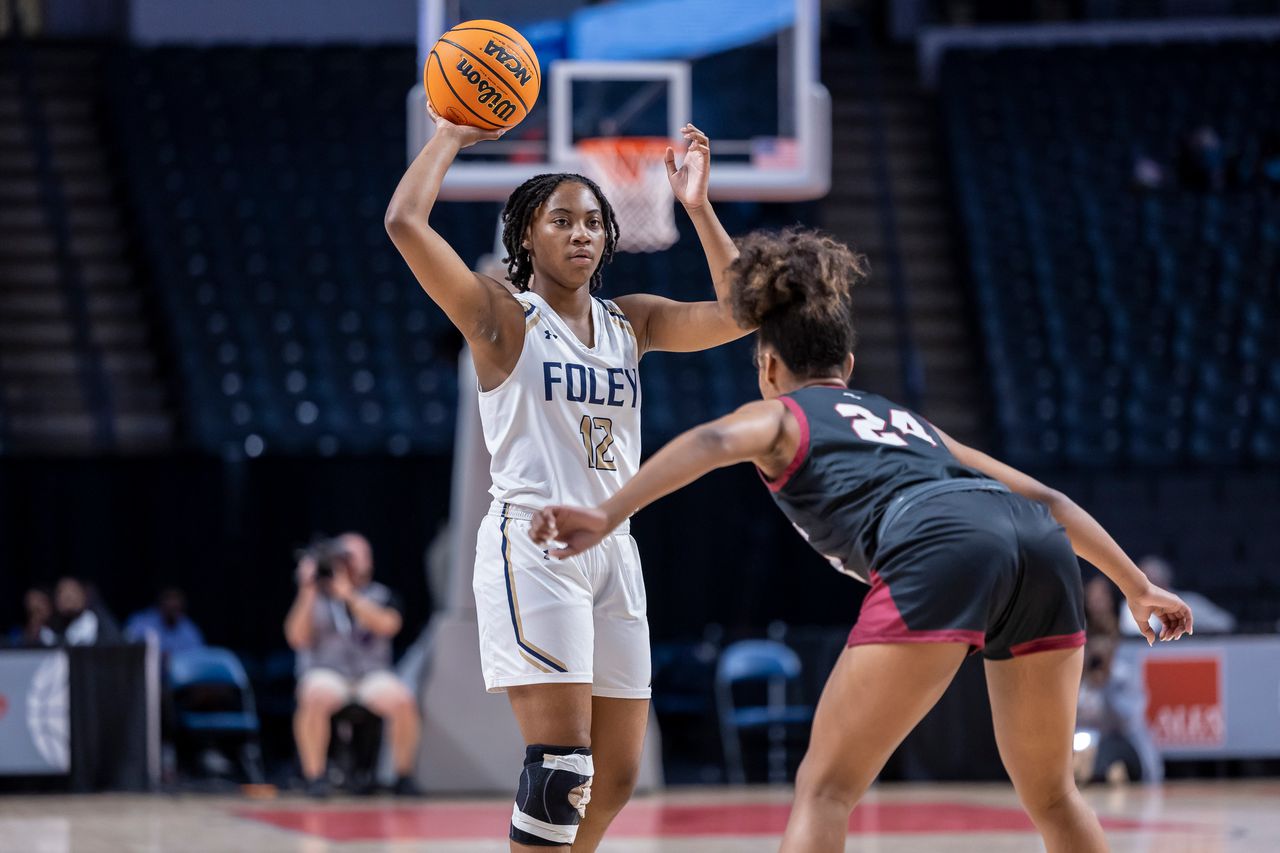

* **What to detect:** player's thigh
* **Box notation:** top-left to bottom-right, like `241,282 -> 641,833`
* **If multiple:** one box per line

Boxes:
587,695 -> 649,800
984,647 -> 1084,799
507,682 -> 595,745
798,642 -> 968,795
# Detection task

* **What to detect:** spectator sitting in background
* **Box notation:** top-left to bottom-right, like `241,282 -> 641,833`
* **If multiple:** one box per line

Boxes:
125,587 -> 205,655
7,587 -> 56,647
1084,574 -> 1120,637
1078,576 -> 1163,784
1118,556 -> 1235,637
52,577 -> 122,646
284,532 -> 421,798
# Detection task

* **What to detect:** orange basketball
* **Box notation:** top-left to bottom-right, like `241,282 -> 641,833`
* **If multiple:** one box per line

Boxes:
425,19 -> 540,131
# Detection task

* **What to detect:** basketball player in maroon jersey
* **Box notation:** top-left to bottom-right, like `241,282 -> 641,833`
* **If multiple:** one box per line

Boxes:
532,228 -> 1192,853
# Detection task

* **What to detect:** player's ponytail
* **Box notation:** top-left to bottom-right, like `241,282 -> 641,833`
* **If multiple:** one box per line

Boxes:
729,227 -> 868,376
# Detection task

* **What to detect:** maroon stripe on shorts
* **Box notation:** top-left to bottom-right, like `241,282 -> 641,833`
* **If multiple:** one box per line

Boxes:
1009,630 -> 1087,657
847,569 -> 985,650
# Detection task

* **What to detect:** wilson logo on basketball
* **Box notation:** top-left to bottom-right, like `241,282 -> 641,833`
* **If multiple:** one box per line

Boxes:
1143,657 -> 1225,747
453,58 -> 518,123
483,40 -> 533,87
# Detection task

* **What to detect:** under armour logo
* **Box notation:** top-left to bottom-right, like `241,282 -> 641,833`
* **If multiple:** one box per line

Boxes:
542,549 -> 550,560
544,330 -> 558,340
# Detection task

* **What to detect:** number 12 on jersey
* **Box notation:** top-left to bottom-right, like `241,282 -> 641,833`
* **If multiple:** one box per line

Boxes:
579,415 -> 617,470
835,404 -> 937,447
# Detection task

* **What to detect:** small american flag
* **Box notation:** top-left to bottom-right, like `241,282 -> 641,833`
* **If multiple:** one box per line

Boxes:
751,137 -> 800,169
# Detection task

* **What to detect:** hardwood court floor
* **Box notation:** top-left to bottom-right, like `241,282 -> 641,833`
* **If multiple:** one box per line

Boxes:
1,780 -> 1278,851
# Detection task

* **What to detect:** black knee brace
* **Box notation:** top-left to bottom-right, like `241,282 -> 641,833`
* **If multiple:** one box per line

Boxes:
509,744 -> 594,847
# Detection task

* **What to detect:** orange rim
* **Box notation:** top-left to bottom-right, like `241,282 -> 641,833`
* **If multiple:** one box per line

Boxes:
577,137 -> 673,182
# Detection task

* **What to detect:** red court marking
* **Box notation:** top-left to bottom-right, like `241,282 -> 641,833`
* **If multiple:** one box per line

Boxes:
236,801 -> 1196,842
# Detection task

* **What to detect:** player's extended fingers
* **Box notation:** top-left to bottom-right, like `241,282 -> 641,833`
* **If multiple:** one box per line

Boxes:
664,146 -> 677,176
681,131 -> 709,152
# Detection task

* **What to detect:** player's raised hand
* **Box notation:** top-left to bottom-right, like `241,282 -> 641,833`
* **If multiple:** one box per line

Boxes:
428,102 -> 506,149
1126,583 -> 1194,645
665,123 -> 710,209
530,506 -> 611,558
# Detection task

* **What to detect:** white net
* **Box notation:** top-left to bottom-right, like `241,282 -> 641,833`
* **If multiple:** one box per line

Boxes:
577,138 -> 678,254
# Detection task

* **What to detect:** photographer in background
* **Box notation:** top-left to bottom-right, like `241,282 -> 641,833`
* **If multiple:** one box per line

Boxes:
284,532 -> 421,797
1076,577 -> 1163,784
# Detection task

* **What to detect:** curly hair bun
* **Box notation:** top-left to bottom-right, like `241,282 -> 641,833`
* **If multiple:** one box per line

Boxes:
730,228 -> 867,326
729,227 -> 870,376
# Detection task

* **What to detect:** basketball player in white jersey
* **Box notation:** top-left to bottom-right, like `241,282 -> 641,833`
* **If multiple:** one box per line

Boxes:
386,106 -> 746,851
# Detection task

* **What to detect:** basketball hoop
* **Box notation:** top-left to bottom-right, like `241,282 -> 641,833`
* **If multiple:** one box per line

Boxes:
576,137 -> 678,254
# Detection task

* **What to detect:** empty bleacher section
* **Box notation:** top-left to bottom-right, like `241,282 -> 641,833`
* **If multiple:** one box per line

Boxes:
820,33 -> 987,446
942,39 -> 1280,468
106,46 -> 476,455
0,42 -> 172,453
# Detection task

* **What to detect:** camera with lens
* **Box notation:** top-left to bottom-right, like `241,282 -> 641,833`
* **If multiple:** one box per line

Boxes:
297,537 -> 351,584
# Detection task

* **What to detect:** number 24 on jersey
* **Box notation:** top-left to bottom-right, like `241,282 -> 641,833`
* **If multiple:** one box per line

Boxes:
835,404 -> 937,448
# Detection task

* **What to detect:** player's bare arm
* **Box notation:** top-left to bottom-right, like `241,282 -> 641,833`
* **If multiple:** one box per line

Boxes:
385,107 -> 526,384
937,427 -> 1193,643
614,124 -> 753,355
531,400 -> 796,557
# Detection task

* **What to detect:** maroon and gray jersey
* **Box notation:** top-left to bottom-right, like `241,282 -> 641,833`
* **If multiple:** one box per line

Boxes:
761,385 -> 997,583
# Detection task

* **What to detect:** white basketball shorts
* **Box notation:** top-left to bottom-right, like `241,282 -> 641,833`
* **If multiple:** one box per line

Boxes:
473,503 -> 651,699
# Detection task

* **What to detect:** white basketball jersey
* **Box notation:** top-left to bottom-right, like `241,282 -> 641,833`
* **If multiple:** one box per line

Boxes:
478,291 -> 641,509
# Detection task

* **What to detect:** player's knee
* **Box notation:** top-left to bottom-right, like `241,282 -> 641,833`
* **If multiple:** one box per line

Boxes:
589,762 -> 639,813
510,745 -> 594,847
1014,776 -> 1077,818
794,756 -> 867,811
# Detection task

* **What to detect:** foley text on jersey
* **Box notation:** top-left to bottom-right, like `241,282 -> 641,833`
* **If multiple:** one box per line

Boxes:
543,362 -> 639,408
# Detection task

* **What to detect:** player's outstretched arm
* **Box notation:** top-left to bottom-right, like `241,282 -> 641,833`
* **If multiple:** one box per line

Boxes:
385,107 -> 523,358
936,427 -> 1193,644
531,399 -> 795,557
613,124 -> 752,356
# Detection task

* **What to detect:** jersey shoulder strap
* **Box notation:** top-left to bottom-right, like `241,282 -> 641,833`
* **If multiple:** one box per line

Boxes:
515,296 -> 542,331
596,297 -> 636,341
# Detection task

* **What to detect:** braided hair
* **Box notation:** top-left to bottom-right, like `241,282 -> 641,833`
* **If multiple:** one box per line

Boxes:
500,173 -> 620,293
